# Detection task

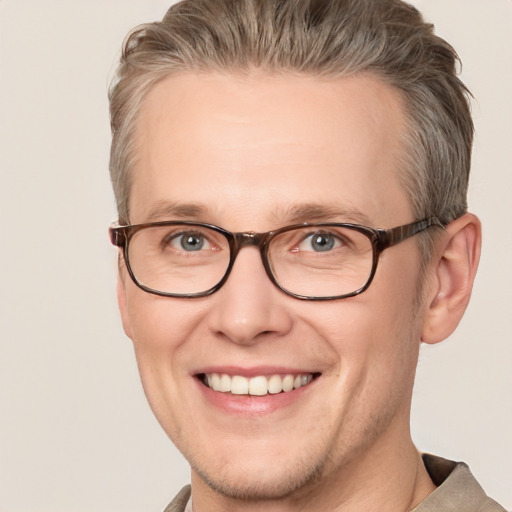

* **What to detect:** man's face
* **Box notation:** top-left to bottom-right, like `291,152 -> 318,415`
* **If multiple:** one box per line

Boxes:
118,71 -> 428,499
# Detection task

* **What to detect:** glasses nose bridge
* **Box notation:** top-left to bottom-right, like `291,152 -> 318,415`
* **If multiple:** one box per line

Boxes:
228,231 -> 271,271
231,231 -> 269,254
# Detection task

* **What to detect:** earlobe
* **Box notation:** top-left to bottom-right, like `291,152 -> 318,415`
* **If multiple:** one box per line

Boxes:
421,213 -> 482,345
117,269 -> 133,340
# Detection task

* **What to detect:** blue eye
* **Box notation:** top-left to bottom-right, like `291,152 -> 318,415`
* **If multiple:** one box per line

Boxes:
165,231 -> 210,252
311,233 -> 335,251
299,232 -> 340,252
180,234 -> 204,251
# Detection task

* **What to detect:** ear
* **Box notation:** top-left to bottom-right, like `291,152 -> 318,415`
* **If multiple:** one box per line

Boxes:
116,266 -> 134,340
421,213 -> 482,344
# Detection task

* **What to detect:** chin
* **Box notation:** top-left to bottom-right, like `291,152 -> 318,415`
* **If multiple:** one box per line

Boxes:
190,454 -> 326,501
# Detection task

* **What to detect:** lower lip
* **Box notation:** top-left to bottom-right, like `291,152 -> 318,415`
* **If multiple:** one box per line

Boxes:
195,377 -> 317,416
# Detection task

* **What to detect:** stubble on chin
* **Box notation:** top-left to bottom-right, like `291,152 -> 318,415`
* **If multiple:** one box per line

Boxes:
189,447 -> 327,503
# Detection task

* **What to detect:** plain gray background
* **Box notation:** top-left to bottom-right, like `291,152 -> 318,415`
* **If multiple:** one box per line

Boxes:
0,1 -> 511,511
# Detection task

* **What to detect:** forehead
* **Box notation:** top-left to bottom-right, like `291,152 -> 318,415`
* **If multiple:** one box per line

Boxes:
131,71 -> 412,228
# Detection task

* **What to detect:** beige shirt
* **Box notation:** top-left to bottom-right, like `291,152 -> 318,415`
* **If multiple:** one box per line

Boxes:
412,454 -> 506,511
163,454 -> 507,512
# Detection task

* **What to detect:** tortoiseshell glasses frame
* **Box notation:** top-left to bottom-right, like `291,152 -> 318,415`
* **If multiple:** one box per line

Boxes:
109,217 -> 445,301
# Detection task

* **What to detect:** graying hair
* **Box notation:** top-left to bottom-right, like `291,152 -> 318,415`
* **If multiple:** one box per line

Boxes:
109,0 -> 473,260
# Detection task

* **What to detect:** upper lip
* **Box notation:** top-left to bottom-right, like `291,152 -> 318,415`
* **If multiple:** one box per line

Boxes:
193,366 -> 319,378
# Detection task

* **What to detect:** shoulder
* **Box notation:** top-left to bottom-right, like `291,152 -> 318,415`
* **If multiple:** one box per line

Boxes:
413,454 -> 508,512
163,485 -> 191,512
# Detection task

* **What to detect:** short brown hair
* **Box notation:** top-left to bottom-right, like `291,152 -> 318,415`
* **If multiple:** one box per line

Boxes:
109,0 -> 473,248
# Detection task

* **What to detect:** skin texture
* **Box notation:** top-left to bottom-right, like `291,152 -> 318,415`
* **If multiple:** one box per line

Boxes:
117,71 -> 481,511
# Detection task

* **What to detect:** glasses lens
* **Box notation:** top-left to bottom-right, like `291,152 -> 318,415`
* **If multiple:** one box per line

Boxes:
127,224 -> 230,295
268,225 -> 374,298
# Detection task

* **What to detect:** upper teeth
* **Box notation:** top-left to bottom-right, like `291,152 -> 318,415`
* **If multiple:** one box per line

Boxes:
204,373 -> 313,396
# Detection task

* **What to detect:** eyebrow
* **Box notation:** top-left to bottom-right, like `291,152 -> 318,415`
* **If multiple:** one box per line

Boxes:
142,200 -> 373,227
274,203 -> 373,226
143,200 -> 209,222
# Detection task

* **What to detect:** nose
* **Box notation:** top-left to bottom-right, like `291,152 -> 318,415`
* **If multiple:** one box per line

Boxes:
206,246 -> 293,345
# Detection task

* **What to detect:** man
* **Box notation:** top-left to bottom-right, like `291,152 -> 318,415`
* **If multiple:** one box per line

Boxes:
108,0 -> 506,510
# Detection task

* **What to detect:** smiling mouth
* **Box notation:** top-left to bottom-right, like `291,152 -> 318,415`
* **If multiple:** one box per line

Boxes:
198,372 -> 320,396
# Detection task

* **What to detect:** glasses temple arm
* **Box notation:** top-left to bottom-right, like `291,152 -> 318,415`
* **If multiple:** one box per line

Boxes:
376,217 -> 447,250
109,226 -> 126,247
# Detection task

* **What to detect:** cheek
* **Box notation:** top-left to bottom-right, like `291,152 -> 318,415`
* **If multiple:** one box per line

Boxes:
125,288 -> 204,349
305,260 -> 423,385
122,290 -> 210,428
123,288 -> 210,397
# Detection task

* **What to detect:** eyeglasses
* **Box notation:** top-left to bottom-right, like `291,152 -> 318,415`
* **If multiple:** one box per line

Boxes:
109,217 -> 444,301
